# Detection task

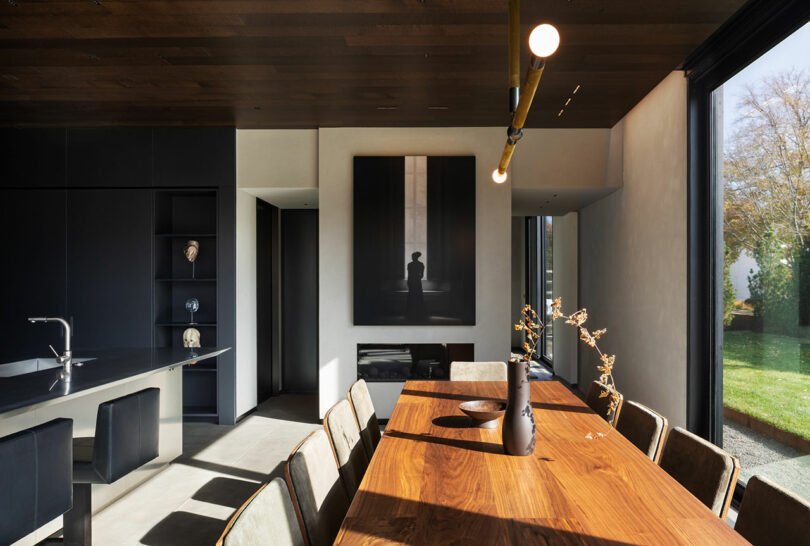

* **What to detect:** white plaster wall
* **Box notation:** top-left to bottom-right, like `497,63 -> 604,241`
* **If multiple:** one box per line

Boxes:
552,212 -> 578,384
511,129 -> 612,189
237,129 -> 318,189
578,71 -> 688,427
318,127 -> 512,418
235,190 -> 258,418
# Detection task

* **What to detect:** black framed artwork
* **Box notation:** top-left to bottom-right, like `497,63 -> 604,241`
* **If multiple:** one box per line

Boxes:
353,155 -> 475,325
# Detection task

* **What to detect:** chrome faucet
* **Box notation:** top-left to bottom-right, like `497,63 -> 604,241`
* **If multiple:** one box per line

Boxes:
28,317 -> 73,374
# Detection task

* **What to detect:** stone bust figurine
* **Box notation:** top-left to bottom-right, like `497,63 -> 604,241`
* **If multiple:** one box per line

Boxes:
184,240 -> 199,263
182,327 -> 201,348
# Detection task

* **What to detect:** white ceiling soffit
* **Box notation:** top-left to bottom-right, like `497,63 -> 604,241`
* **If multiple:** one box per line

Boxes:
242,188 -> 319,209
511,187 -> 619,217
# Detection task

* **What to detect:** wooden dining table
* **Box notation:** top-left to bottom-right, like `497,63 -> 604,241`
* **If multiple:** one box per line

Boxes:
334,380 -> 749,545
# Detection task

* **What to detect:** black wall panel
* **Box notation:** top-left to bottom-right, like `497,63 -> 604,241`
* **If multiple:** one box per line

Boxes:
153,128 -> 235,187
281,209 -> 318,393
66,190 -> 152,350
256,199 -> 280,401
0,190 -> 67,362
0,129 -> 66,188
66,128 -> 152,188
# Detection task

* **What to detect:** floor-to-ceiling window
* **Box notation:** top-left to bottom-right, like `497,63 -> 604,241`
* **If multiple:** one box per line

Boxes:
687,1 -> 810,505
526,216 -> 554,367
714,21 -> 810,499
542,217 -> 554,362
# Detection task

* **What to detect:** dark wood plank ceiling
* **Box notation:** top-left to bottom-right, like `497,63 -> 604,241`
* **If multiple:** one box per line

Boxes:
0,0 -> 746,128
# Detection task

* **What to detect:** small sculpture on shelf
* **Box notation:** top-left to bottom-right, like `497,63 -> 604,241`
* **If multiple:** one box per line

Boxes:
182,327 -> 201,348
185,297 -> 200,324
183,327 -> 201,365
184,240 -> 199,278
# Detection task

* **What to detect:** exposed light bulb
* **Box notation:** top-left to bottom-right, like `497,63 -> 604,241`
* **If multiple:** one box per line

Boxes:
528,24 -> 560,58
492,168 -> 508,184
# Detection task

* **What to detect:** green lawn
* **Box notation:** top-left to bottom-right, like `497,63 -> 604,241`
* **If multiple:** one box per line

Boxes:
724,330 -> 810,441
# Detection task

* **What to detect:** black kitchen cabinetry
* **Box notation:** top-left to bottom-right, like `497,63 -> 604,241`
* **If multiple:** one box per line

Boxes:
67,190 -> 153,349
0,127 -> 236,425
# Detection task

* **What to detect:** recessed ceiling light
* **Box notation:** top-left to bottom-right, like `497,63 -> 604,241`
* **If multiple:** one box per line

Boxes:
564,98 -> 571,106
573,84 -> 580,94
376,106 -> 398,110
557,109 -> 564,117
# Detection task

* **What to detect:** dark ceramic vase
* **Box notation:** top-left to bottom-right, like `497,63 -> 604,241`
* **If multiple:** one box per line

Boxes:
502,359 -> 536,456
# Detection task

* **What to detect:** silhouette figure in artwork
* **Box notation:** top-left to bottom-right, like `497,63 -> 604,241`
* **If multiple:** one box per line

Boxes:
406,251 -> 427,322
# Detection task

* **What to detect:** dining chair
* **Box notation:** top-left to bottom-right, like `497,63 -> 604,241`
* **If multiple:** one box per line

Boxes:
216,477 -> 305,546
324,399 -> 370,500
347,379 -> 381,459
614,400 -> 668,462
449,361 -> 507,381
584,380 -> 624,425
285,430 -> 351,546
734,474 -> 810,546
657,427 -> 740,518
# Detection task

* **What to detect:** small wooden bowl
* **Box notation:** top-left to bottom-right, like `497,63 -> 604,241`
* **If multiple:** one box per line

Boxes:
458,400 -> 506,429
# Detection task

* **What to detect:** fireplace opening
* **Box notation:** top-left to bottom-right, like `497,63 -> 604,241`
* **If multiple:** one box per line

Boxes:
357,343 -> 474,382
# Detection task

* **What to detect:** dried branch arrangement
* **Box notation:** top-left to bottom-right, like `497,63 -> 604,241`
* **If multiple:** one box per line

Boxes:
512,298 -> 620,417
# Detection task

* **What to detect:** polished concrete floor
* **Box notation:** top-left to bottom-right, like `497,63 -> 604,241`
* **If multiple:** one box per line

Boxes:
92,394 -> 321,545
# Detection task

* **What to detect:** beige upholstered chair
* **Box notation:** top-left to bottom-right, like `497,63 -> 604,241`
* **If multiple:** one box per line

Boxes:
216,477 -> 304,546
658,427 -> 740,518
615,400 -> 668,462
734,475 -> 810,546
584,380 -> 624,425
347,379 -> 381,459
449,361 -> 507,381
285,430 -> 351,546
324,399 -> 370,500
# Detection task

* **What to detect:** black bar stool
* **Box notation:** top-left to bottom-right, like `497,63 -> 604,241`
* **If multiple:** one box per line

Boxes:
0,418 -> 73,546
63,388 -> 160,546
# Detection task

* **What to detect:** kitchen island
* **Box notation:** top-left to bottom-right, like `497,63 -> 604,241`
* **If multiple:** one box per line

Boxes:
0,347 -> 229,546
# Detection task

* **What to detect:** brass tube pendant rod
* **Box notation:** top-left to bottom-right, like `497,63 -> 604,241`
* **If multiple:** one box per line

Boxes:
497,56 -> 545,177
508,0 -> 520,112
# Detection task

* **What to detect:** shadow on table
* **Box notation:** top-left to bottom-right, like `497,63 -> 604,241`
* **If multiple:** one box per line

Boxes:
385,429 -> 504,454
400,389 -> 593,414
340,491 -> 636,545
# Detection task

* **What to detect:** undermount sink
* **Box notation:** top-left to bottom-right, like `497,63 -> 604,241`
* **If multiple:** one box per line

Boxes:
0,357 -> 95,378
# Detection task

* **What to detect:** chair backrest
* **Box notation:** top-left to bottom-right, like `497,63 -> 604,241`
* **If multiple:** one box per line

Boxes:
584,380 -> 624,425
217,477 -> 305,546
658,427 -> 740,518
615,400 -> 668,462
93,387 -> 160,483
324,399 -> 369,500
347,379 -> 381,459
0,418 -> 73,546
734,475 -> 810,546
449,361 -> 507,381
286,430 -> 351,546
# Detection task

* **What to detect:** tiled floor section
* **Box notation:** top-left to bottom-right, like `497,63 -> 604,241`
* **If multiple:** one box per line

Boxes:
92,394 -> 321,545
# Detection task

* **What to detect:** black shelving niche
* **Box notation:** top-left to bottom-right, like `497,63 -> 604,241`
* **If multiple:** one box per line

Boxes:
154,189 -> 219,421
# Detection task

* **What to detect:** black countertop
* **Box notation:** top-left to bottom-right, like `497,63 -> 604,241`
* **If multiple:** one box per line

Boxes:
0,347 -> 230,415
